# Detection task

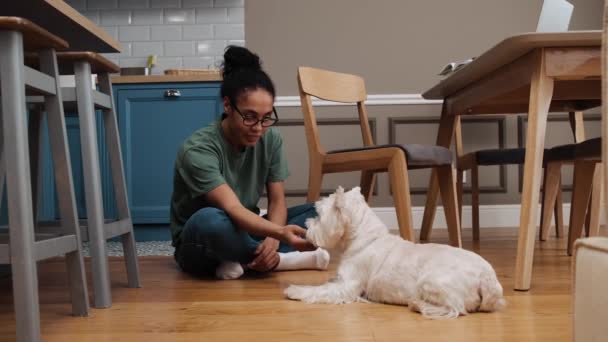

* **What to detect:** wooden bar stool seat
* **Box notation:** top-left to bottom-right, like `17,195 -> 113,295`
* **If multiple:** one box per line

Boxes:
0,16 -> 89,342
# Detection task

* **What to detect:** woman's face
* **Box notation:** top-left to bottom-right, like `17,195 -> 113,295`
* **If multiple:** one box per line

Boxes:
223,88 -> 275,149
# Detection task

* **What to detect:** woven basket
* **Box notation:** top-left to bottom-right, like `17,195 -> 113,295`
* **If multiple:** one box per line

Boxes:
164,69 -> 220,76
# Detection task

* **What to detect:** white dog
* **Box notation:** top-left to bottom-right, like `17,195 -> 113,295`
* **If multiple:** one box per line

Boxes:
285,186 -> 506,319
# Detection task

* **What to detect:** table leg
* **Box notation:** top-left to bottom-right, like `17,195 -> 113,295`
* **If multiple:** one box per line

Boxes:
515,58 -> 554,291
420,102 -> 457,241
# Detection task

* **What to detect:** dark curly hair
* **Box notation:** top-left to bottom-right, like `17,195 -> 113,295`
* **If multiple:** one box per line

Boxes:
220,45 -> 276,105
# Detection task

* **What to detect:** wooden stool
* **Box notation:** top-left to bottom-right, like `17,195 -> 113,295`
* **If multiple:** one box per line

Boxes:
29,52 -> 141,308
0,17 -> 89,342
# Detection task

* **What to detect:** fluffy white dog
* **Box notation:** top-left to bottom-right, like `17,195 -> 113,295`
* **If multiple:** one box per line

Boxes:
285,186 -> 506,319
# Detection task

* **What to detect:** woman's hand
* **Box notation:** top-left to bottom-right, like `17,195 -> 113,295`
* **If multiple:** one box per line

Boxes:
248,237 -> 280,272
281,225 -> 316,251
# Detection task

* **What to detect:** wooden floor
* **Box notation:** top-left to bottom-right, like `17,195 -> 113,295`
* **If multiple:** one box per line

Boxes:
0,227 -> 597,342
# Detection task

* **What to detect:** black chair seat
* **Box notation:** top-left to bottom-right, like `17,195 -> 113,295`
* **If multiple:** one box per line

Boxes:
474,148 -> 527,165
544,138 -> 602,162
575,137 -> 601,160
544,143 -> 578,162
327,144 -> 453,168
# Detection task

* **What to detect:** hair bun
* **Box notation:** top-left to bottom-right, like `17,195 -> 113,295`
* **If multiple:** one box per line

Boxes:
222,46 -> 262,78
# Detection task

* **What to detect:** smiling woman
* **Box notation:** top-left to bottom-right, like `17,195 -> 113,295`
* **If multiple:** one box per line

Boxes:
169,46 -> 330,280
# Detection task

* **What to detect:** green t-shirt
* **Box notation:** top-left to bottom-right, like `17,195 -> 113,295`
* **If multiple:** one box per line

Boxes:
169,117 -> 290,246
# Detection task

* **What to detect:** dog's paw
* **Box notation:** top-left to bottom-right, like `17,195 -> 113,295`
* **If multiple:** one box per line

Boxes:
284,285 -> 308,301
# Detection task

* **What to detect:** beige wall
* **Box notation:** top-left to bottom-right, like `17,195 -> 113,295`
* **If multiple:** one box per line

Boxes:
246,0 -> 603,208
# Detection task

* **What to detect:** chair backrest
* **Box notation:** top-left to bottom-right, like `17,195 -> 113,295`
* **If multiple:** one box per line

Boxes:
297,66 -> 374,156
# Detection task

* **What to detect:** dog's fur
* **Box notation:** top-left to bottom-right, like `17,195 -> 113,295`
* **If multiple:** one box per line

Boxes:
285,186 -> 506,319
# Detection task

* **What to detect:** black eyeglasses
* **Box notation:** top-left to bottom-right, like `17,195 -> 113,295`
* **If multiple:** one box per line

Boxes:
232,103 -> 279,127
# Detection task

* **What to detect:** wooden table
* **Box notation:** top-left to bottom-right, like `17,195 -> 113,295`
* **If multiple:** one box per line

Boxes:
1,0 -> 120,52
421,31 -> 601,291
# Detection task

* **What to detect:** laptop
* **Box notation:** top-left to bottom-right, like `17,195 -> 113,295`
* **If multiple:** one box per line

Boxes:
536,0 -> 574,32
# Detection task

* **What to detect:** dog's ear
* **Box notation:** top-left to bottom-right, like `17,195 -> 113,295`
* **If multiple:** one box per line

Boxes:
351,186 -> 361,194
334,186 -> 346,209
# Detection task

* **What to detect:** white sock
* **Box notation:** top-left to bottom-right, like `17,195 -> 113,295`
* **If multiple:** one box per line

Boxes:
215,261 -> 244,280
275,248 -> 330,271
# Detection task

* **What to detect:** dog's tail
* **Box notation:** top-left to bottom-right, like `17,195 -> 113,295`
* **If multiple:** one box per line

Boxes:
412,281 -> 463,320
478,271 -> 506,312
412,300 -> 460,320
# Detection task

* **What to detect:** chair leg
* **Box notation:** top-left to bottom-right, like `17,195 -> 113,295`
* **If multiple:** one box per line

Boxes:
360,170 -> 376,203
420,172 -> 439,241
437,166 -> 463,248
74,60 -> 112,308
306,157 -> 323,202
0,30 -> 41,342
587,163 -> 602,238
540,162 -> 561,241
98,72 -> 141,289
554,175 -> 564,238
584,200 -> 591,237
568,160 -> 596,256
388,153 -> 414,241
471,164 -> 480,241
456,169 -> 464,226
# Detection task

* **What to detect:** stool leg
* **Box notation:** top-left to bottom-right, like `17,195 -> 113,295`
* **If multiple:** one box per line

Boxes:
74,61 -> 112,308
98,72 -> 141,288
28,106 -> 44,223
0,30 -> 40,342
39,49 -> 89,316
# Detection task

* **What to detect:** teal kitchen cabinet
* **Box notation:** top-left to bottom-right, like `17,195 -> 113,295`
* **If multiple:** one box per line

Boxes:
113,82 -> 222,224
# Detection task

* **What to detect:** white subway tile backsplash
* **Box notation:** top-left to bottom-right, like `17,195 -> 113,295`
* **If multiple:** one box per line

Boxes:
214,0 -> 243,8
196,40 -> 226,56
119,0 -> 150,9
79,0 -> 242,74
119,57 -> 149,68
88,0 -> 119,10
132,41 -> 164,57
214,24 -> 243,39
101,10 -> 132,25
119,26 -> 150,41
132,9 -> 163,24
182,56 -> 215,69
81,11 -> 101,25
227,40 -> 245,48
182,25 -> 213,40
164,9 -> 196,24
227,8 -> 243,23
151,0 -> 181,8
164,41 -> 195,56
183,0 -> 213,8
113,42 -> 133,57
151,25 -> 182,40
152,57 -> 183,74
195,8 -> 228,24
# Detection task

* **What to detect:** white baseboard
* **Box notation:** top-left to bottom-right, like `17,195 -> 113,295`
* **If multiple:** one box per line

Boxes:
372,204 -> 607,230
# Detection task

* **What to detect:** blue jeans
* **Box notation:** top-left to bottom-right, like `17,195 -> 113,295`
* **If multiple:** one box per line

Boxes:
174,203 -> 317,276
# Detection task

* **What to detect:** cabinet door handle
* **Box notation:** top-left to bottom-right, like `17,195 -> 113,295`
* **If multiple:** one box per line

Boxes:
164,89 -> 181,98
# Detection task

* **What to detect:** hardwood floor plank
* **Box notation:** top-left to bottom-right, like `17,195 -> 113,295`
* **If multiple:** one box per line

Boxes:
0,227 -> 602,341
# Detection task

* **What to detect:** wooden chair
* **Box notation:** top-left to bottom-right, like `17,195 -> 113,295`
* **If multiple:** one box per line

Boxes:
539,111 -> 600,242
298,66 -> 462,247
0,17 -> 89,342
454,112 -> 590,241
562,138 -> 602,255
